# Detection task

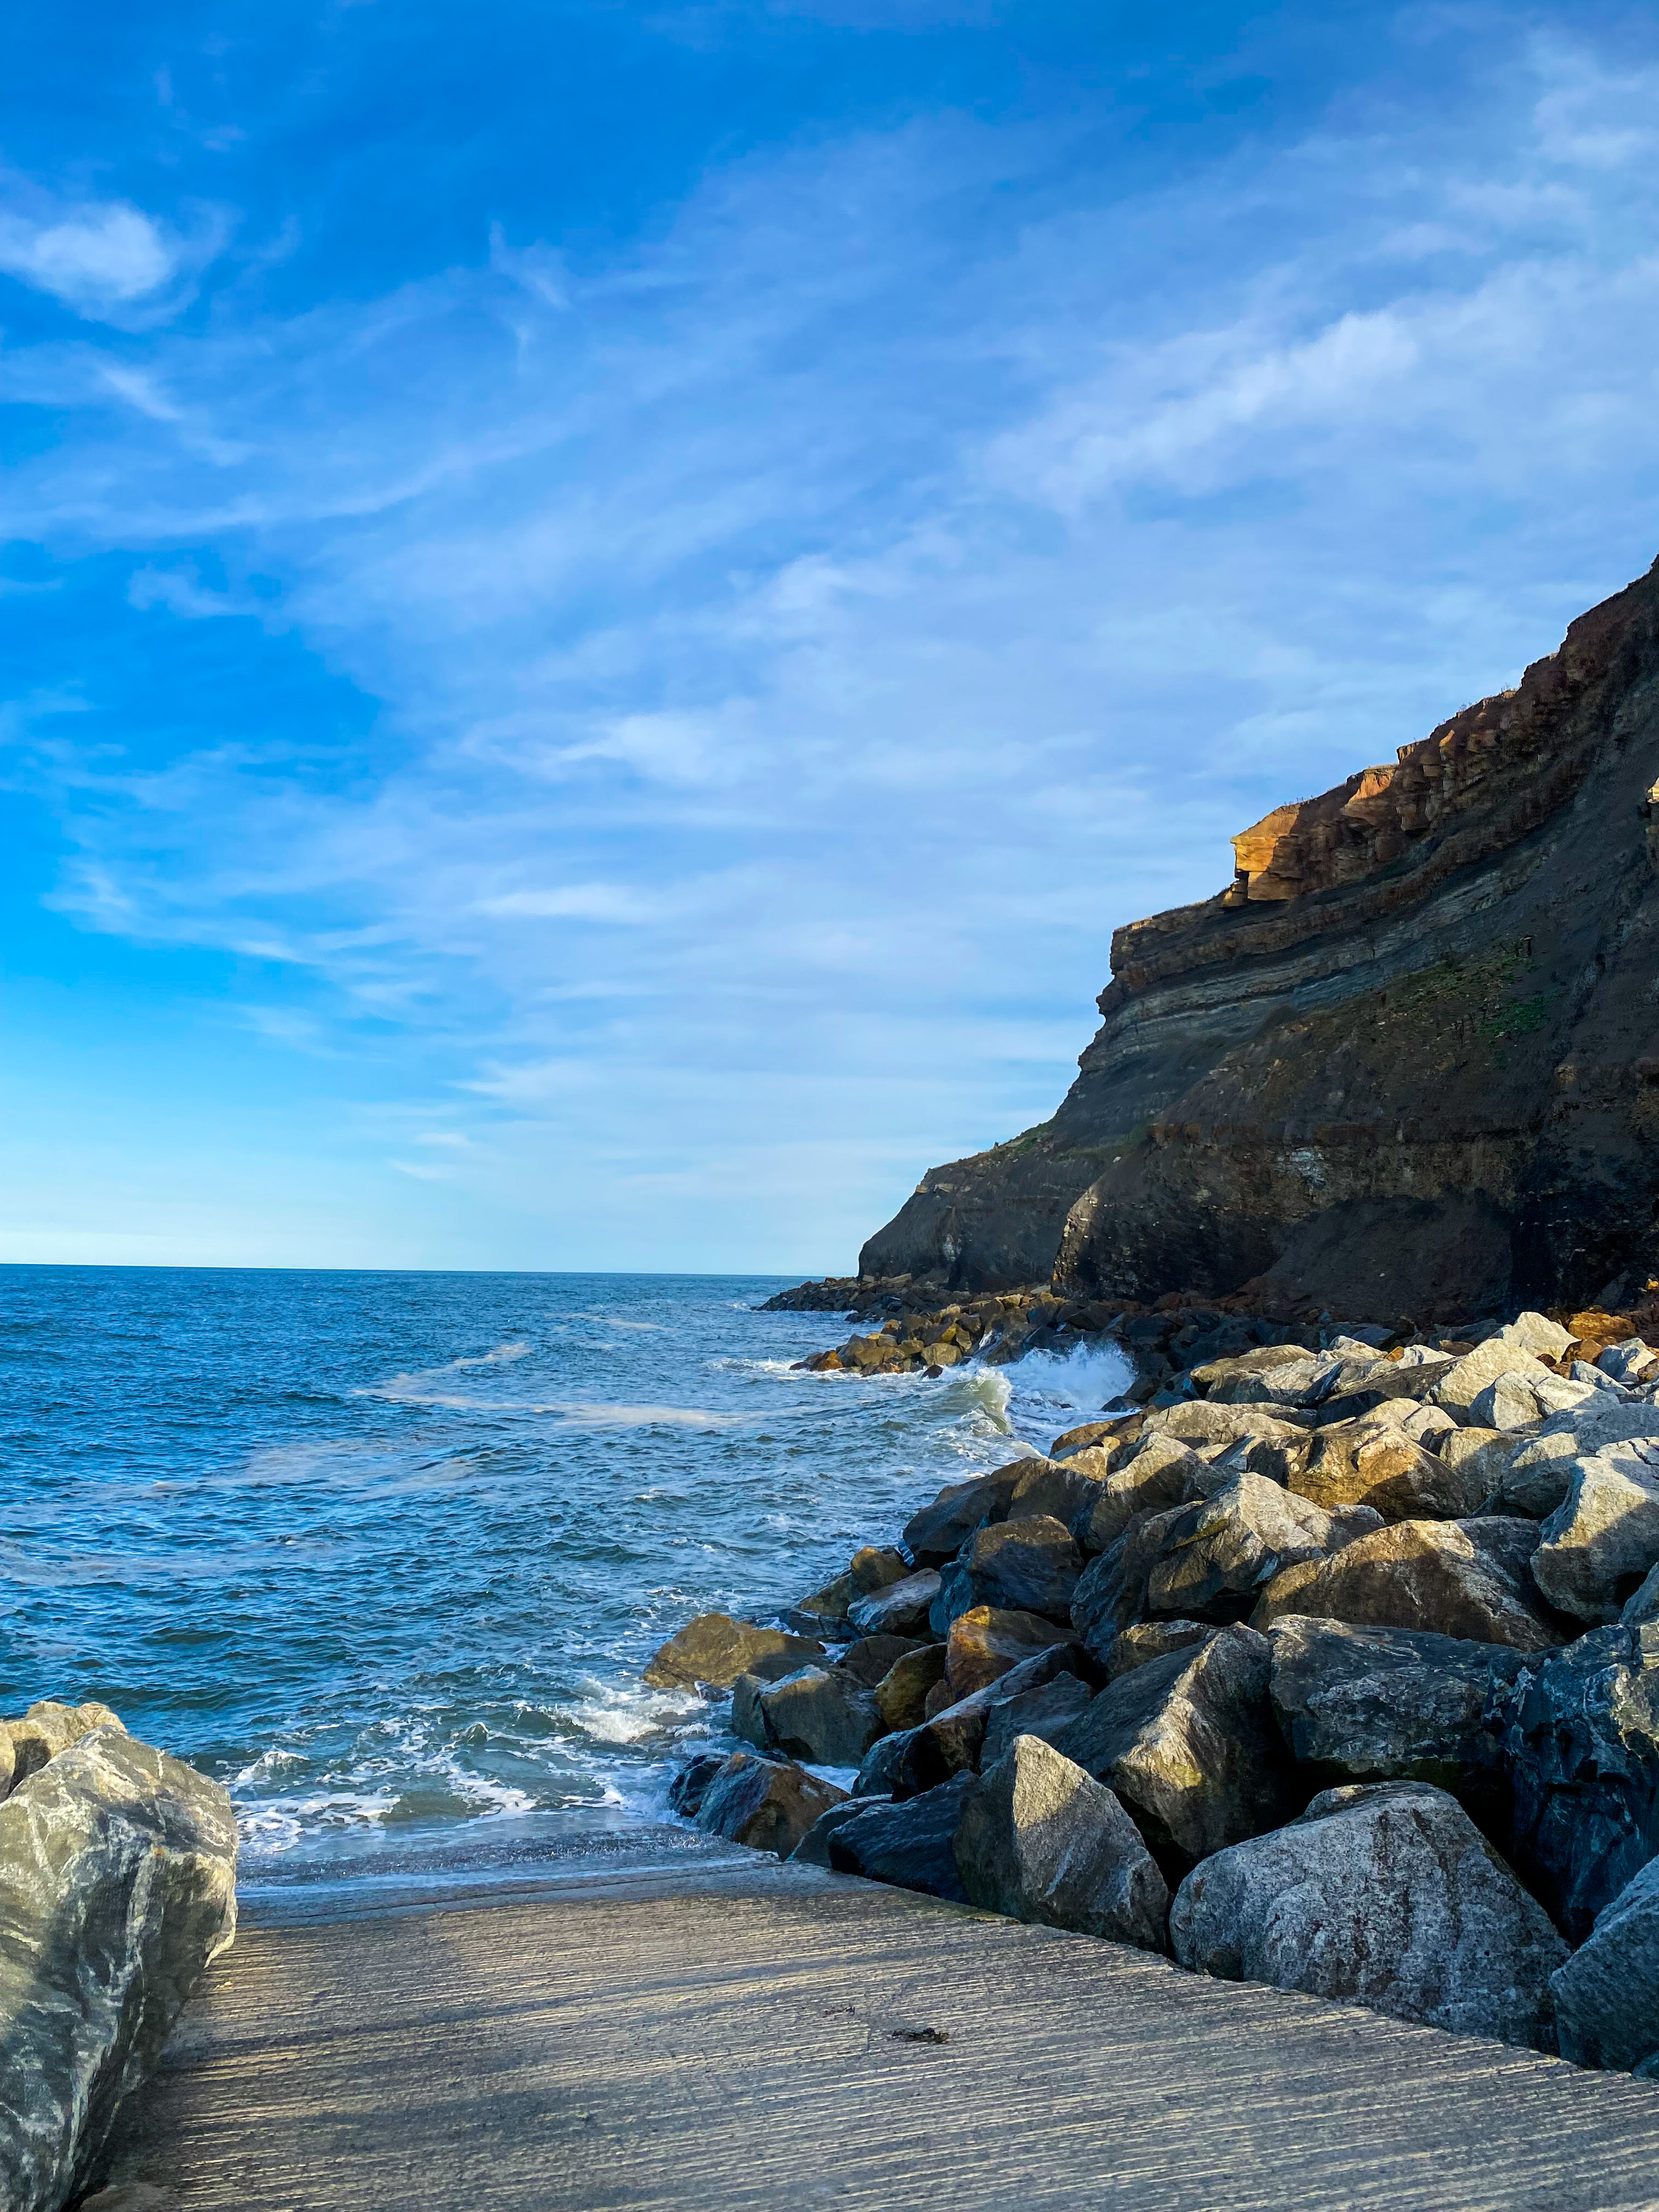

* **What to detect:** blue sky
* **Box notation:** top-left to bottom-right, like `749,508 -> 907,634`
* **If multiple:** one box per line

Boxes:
4,3 -> 1659,1272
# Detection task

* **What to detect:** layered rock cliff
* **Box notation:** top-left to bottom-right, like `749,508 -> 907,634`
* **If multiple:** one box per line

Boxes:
862,557 -> 1659,1321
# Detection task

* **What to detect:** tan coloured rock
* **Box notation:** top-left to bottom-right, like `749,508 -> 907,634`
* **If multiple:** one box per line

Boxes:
643,1615 -> 826,1691
1252,1517 -> 1562,1650
872,1645 -> 948,1731
696,1751 -> 847,1857
1434,1338 -> 1557,1417
1293,1423 -> 1487,1520
944,1605 -> 1079,1700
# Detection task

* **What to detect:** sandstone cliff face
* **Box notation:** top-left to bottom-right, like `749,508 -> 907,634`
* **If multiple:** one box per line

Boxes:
862,558 -> 1659,1319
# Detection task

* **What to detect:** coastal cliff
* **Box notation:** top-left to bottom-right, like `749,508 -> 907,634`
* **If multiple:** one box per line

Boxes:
862,557 -> 1659,1321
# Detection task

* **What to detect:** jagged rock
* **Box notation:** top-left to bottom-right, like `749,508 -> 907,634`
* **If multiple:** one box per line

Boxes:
788,1795 -> 885,1869
1144,1474 -> 1379,1624
1435,1338 -> 1559,1418
1267,1616 -> 1528,1815
835,1634 -> 926,1688
1293,1421 -> 1487,1521
873,1645 -> 949,1730
1497,1622 -> 1659,1940
944,1605 -> 1078,1700
1070,1504 -> 1192,1662
826,1771 -> 976,1900
1053,1624 -> 1292,1874
1495,1404 -> 1659,1521
1005,1455 -> 1108,1532
666,1750 -> 730,1819
755,1667 -> 885,1767
696,1752 -> 847,1857
1075,1436 -> 1213,1554
1500,1312 -> 1578,1360
901,1462 -> 1030,1565
0,1730 -> 238,2212
1197,1350 -> 1323,1406
933,1516 -> 1082,1631
1252,1517 -> 1564,1650
785,1544 -> 909,1635
2,1702 -> 127,1795
1049,1415 -> 1143,1462
644,1614 -> 826,1691
845,1570 -> 941,1638
955,1736 -> 1169,1948
978,1672 -> 1095,1769
1552,1854 -> 1659,2072
855,1647 -> 1084,1801
731,1672 -> 769,1748
1169,1781 -> 1567,2050
1601,1338 -> 1659,1387
1531,1458 -> 1659,1624
1102,1621 -> 1214,1680
1437,1425 -> 1521,1506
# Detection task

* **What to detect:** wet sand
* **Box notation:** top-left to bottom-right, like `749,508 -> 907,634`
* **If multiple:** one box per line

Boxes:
94,1832 -> 1659,2212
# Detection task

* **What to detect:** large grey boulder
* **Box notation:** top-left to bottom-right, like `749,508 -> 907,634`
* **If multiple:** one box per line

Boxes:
845,1569 -> 941,1638
979,1671 -> 1095,1770
1294,1423 -> 1487,1521
1552,1854 -> 1659,2072
1435,1338 -> 1559,1417
1070,1503 -> 1191,1663
3,1701 -> 127,1793
696,1752 -> 847,1858
1074,1438 -> 1211,1554
0,1729 -> 238,2212
901,1462 -> 1029,1565
1146,1402 -> 1313,1484
955,1735 -> 1169,1950
1053,1625 -> 1293,1875
1531,1458 -> 1659,1624
1253,1517 -> 1565,1651
933,1516 -> 1082,1632
1004,1455 -> 1108,1533
754,1667 -> 885,1768
1143,1474 -> 1378,1624
826,1771 -> 976,1901
1497,1621 -> 1659,1940
1267,1617 -> 1529,1816
1102,1621 -> 1214,1680
1498,1404 -> 1659,1522
943,1605 -> 1077,1700
1170,1781 -> 1567,2051
1197,1348 -> 1323,1406
643,1613 -> 826,1690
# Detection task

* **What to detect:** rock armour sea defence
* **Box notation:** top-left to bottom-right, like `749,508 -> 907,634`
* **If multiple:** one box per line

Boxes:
859,557 -> 1659,1318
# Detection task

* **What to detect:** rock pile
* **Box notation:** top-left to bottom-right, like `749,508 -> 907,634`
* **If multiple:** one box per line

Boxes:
652,1307 -> 1659,2074
0,1699 -> 238,2212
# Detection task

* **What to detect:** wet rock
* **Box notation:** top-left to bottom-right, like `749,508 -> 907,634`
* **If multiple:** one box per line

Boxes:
1053,1624 -> 1293,1874
666,1750 -> 731,1819
731,1671 -> 769,1748
1049,1414 -> 1144,1464
944,1605 -> 1079,1700
978,1672 -> 1095,1770
644,1614 -> 827,1691
836,1634 -> 926,1689
873,1645 -> 949,1730
789,1795 -> 885,1869
1552,1854 -> 1659,2071
1294,1424 -> 1487,1521
826,1771 -> 977,1901
1252,1517 -> 1565,1651
1435,1338 -> 1560,1418
955,1735 -> 1169,1949
1102,1621 -> 1214,1681
757,1667 -> 886,1768
902,1462 -> 1031,1566
845,1570 -> 941,1639
1267,1616 -> 1529,1813
1497,1622 -> 1659,1940
1531,1459 -> 1659,1624
1170,1781 -> 1567,2050
1144,1474 -> 1379,1624
933,1516 -> 1082,1632
696,1751 -> 848,1858
789,1545 -> 913,1633
0,1729 -> 238,2212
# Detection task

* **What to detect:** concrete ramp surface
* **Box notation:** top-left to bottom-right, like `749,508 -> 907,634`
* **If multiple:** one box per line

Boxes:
96,1848 -> 1659,2211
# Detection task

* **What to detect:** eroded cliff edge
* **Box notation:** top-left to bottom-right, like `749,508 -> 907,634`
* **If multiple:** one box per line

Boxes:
862,557 -> 1659,1321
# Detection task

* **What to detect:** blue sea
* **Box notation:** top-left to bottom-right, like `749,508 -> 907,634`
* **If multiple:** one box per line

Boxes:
0,1268 -> 1129,1893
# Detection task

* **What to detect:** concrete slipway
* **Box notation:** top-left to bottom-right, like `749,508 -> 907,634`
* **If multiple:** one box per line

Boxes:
91,1829 -> 1659,2212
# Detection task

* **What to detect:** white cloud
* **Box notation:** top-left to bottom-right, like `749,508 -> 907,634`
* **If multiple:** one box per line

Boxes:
0,200 -> 175,310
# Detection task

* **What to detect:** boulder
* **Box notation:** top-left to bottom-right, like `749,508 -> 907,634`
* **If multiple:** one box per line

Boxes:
901,1462 -> 1030,1565
4,1701 -> 127,1792
933,1516 -> 1082,1632
979,1672 -> 1095,1770
0,1730 -> 238,2212
855,1646 -> 1085,1801
1252,1518 -> 1565,1651
1102,1621 -> 1214,1681
756,1667 -> 885,1768
955,1736 -> 1169,1949
1075,1436 -> 1212,1553
1552,1854 -> 1659,2072
1499,1311 -> 1578,1361
788,1795 -> 885,1869
1049,1414 -> 1143,1462
1005,1455 -> 1108,1532
788,1544 -> 913,1632
1600,1338 -> 1659,1387
826,1771 -> 977,1901
1437,1426 -> 1521,1508
1169,1781 -> 1567,2050
1143,1474 -> 1379,1624
1053,1624 -> 1293,1874
1147,1401 -> 1313,1482
1497,1622 -> 1659,1940
845,1570 -> 941,1639
944,1606 -> 1078,1700
665,1750 -> 730,1819
696,1752 -> 847,1858
1435,1338 -> 1559,1418
1266,1616 -> 1529,1815
1471,1367 -> 1605,1432
835,1634 -> 926,1689
1293,1424 -> 1487,1521
872,1644 -> 949,1731
1531,1458 -> 1659,1624
644,1614 -> 827,1691
1195,1349 -> 1322,1406
1070,1504 -> 1192,1663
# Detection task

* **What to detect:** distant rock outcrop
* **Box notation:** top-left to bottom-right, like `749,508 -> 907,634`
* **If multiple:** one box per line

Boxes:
861,558 -> 1659,1319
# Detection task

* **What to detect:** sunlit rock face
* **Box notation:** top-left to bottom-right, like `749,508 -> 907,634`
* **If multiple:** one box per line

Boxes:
862,557 -> 1659,1318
